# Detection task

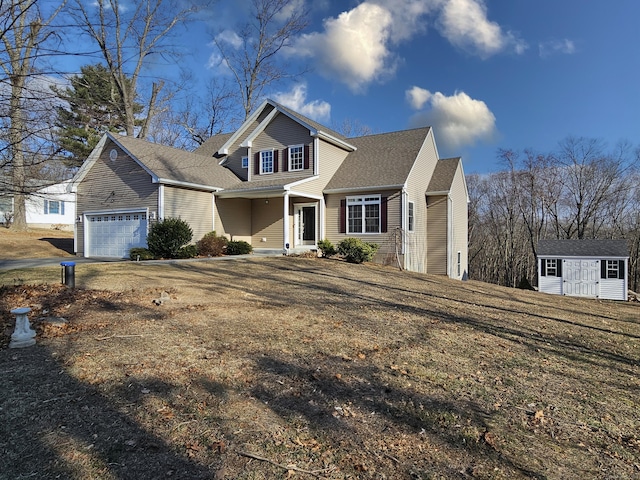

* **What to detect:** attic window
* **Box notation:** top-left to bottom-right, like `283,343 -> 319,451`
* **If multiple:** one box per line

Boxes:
109,149 -> 118,161
242,156 -> 248,169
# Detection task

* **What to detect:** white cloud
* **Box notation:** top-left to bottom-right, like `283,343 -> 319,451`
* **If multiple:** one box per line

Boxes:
539,39 -> 576,58
215,29 -> 243,49
437,0 -> 526,57
407,88 -> 497,150
406,86 -> 432,110
369,0 -> 439,43
290,2 -> 395,93
272,83 -> 331,123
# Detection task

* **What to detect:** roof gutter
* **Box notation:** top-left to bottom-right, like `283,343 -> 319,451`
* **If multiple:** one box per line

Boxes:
323,184 -> 404,194
155,178 -> 223,192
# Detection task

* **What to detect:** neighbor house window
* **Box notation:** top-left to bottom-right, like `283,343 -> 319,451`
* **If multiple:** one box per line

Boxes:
347,195 -> 380,234
408,201 -> 414,232
242,156 -> 248,169
44,199 -> 64,215
541,258 -> 561,277
260,150 -> 273,174
457,251 -> 461,277
289,145 -> 304,171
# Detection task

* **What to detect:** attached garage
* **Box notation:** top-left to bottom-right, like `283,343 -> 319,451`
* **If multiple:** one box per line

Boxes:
537,239 -> 628,301
85,210 -> 148,258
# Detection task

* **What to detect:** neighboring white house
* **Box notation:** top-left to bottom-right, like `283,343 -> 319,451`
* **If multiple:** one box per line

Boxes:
0,180 -> 75,230
537,239 -> 628,301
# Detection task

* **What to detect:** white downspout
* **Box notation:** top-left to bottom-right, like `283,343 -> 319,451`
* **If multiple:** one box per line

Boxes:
211,192 -> 216,231
447,194 -> 452,278
158,184 -> 165,220
283,191 -> 290,252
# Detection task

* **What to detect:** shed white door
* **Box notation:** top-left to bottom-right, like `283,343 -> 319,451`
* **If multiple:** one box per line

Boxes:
563,259 -> 599,297
87,212 -> 147,257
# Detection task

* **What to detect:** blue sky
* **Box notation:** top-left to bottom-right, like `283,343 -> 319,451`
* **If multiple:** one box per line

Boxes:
187,0 -> 638,173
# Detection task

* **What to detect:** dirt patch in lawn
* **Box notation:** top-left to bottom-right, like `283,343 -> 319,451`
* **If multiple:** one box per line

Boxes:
0,227 -> 74,259
1,257 -> 639,479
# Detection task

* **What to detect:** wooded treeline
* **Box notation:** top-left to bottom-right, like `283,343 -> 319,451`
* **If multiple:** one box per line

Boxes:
467,137 -> 640,292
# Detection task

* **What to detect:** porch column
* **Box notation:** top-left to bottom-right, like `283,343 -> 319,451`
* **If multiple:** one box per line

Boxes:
283,192 -> 290,250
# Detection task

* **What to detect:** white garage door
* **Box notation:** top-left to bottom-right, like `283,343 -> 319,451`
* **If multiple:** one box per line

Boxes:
87,212 -> 148,257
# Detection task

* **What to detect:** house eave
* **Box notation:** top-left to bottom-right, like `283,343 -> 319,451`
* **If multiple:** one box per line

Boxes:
323,184 -> 404,194
156,178 -> 223,192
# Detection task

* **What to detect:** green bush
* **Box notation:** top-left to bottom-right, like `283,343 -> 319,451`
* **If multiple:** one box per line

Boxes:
226,240 -> 253,255
337,237 -> 379,264
146,217 -> 193,259
129,247 -> 154,260
317,239 -> 337,258
176,244 -> 198,259
196,231 -> 228,257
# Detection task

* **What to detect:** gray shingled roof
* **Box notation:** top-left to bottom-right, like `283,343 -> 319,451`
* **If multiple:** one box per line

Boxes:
114,135 -> 240,189
537,239 -> 628,257
192,133 -> 233,157
324,127 -> 431,191
217,175 -> 312,194
427,157 -> 461,193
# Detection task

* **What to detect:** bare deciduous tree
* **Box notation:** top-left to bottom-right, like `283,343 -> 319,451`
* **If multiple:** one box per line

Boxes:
212,0 -> 309,120
69,0 -> 202,138
0,0 -> 65,229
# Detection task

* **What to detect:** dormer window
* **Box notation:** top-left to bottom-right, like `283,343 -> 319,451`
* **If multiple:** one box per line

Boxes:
260,150 -> 273,174
242,156 -> 248,169
289,145 -> 304,171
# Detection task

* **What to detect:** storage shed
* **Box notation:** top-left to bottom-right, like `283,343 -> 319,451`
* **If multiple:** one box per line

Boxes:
537,239 -> 628,301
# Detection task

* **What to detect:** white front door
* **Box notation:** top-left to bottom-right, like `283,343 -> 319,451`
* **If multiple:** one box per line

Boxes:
564,259 -> 599,297
294,203 -> 316,247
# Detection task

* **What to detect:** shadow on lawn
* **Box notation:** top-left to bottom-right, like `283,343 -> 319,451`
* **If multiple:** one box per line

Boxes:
39,237 -> 74,254
251,355 -> 546,479
0,346 -> 217,480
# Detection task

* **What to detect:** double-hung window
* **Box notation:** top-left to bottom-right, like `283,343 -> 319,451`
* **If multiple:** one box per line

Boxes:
260,150 -> 273,174
541,258 -> 560,277
289,145 -> 304,171
44,199 -> 64,215
347,195 -> 380,234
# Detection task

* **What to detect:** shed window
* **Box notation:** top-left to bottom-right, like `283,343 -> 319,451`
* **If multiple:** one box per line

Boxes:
541,258 -> 561,277
601,260 -> 625,280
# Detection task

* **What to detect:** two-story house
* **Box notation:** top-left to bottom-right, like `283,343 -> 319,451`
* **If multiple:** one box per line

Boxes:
70,99 -> 469,278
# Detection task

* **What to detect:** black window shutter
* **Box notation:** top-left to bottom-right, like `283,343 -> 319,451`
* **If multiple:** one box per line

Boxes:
541,259 -> 546,277
304,145 -> 310,170
557,260 -> 562,277
381,196 -> 388,233
601,260 -> 607,279
282,148 -> 288,172
254,152 -> 260,175
274,150 -> 279,173
339,199 -> 346,233
618,260 -> 625,279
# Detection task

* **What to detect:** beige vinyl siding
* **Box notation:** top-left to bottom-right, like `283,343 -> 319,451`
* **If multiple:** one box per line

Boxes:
426,195 -> 448,275
325,190 -> 402,266
251,113 -> 314,181
295,140 -> 349,197
449,166 -> 468,279
403,130 -> 439,273
215,198 -> 252,243
163,186 -> 213,241
251,197 -> 284,248
75,140 -> 158,255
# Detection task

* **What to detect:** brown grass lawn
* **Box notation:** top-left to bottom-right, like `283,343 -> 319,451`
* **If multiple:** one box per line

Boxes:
0,254 -> 639,479
0,227 -> 74,259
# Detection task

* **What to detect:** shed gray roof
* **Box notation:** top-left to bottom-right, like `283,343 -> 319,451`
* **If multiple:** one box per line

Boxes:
427,157 -> 461,193
324,127 -> 431,191
537,239 -> 628,258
